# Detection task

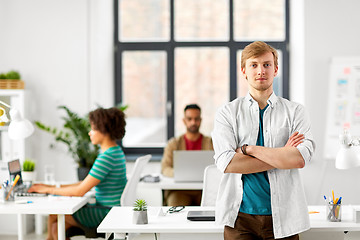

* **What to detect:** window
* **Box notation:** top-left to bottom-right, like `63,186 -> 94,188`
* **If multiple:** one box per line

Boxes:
115,0 -> 289,157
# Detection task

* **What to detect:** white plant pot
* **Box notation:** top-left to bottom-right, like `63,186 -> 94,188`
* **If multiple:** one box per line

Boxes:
22,171 -> 36,182
133,210 -> 148,224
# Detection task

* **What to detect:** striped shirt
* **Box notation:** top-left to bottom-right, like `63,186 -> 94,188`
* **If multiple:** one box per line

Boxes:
89,145 -> 127,206
73,145 -> 127,228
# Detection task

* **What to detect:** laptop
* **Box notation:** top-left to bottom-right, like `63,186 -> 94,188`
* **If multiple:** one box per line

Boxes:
187,210 -> 215,221
7,159 -> 47,197
173,150 -> 214,182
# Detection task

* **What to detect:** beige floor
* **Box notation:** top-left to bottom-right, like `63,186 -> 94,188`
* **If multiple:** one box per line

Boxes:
0,233 -> 155,240
0,233 -> 89,240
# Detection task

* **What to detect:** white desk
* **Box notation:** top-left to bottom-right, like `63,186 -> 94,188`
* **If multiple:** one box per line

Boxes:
308,205 -> 360,232
138,176 -> 203,205
139,175 -> 203,190
98,206 -> 221,240
0,196 -> 88,240
98,205 -> 360,240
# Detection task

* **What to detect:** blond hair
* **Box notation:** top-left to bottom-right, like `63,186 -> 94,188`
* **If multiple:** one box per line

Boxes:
241,41 -> 278,69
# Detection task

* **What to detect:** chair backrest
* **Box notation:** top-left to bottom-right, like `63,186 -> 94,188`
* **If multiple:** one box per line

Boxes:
200,164 -> 222,206
120,154 -> 151,206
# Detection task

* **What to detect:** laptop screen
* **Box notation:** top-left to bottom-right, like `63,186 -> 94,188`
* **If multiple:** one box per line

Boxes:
173,150 -> 214,182
8,159 -> 22,185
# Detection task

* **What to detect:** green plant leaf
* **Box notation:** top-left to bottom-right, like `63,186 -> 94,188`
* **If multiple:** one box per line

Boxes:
5,70 -> 21,80
133,199 -> 147,211
35,104 -> 126,168
35,106 -> 99,168
23,159 -> 35,171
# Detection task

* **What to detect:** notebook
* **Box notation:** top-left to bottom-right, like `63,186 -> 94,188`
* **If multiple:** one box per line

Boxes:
173,150 -> 214,182
187,210 -> 215,221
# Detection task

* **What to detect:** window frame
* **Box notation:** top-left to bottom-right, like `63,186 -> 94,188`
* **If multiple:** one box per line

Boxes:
114,0 -> 290,159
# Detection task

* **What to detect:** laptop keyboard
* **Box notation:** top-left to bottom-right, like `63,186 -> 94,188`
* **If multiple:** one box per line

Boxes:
15,192 -> 48,198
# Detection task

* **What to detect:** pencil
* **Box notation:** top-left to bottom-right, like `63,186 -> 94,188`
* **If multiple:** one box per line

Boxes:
5,175 -> 20,201
332,190 -> 335,203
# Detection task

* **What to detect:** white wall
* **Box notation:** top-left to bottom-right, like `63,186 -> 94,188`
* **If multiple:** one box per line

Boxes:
297,0 -> 360,206
2,0 -> 360,237
292,1 -> 360,238
0,0 -> 114,182
1,0 -> 360,203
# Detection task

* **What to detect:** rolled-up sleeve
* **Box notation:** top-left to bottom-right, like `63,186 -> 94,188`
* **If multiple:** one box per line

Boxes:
293,105 -> 315,164
211,105 -> 238,173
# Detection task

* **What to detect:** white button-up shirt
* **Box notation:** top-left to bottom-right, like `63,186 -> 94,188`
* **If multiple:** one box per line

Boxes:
212,93 -> 315,239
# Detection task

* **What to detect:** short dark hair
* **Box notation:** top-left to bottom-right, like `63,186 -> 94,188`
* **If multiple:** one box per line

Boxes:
184,104 -> 201,112
89,107 -> 126,140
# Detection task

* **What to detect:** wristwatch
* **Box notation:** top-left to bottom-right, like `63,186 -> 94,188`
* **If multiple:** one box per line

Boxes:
241,144 -> 249,155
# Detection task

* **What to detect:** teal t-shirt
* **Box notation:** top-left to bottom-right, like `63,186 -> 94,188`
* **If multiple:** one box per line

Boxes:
240,105 -> 272,215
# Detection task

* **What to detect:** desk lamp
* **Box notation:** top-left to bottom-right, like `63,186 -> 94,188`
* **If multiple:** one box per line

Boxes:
0,100 -> 34,140
335,124 -> 360,169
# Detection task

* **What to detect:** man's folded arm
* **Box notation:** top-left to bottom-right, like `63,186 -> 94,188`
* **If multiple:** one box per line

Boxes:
224,131 -> 305,173
245,145 -> 305,169
224,153 -> 274,174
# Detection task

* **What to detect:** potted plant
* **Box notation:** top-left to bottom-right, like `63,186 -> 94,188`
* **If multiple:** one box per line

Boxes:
0,70 -> 25,89
133,199 -> 148,224
35,105 -> 127,180
22,159 -> 36,182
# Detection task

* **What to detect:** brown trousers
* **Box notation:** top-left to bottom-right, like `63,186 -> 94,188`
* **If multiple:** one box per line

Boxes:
164,190 -> 202,206
224,212 -> 299,240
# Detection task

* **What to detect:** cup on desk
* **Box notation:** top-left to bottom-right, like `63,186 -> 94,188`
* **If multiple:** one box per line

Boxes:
326,202 -> 341,222
44,165 -> 55,185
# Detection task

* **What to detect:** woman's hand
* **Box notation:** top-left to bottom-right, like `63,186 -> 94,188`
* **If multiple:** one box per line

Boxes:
28,183 -> 52,194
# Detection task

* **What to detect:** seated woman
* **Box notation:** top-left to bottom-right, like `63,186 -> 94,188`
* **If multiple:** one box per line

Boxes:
29,107 -> 127,240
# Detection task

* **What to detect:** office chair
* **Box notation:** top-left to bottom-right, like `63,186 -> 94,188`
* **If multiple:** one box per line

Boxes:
66,154 -> 152,239
120,154 -> 151,206
200,164 -> 222,206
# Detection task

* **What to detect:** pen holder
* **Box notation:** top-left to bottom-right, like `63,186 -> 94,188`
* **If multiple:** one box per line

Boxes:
0,188 -> 4,203
2,187 -> 15,202
326,203 -> 341,222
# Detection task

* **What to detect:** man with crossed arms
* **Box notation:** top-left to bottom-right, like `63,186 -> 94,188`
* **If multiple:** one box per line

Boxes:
212,41 -> 315,239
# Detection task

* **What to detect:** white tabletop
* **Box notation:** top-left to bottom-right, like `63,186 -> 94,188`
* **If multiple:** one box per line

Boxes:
0,196 -> 89,215
98,206 -> 221,234
308,205 -> 360,231
98,205 -> 360,235
139,175 -> 203,190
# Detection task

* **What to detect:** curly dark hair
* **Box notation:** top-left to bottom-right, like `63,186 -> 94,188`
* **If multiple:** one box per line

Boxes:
89,107 -> 126,140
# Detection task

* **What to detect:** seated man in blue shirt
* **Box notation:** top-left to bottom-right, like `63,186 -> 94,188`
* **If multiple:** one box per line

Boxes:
212,41 -> 315,240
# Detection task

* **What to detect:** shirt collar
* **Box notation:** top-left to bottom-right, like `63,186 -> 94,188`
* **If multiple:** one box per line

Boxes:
245,92 -> 278,108
267,92 -> 278,108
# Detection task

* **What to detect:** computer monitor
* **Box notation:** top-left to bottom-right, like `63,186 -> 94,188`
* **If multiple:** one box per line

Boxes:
8,159 -> 22,185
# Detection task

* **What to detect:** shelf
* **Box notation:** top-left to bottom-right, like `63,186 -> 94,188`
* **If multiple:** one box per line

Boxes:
0,126 -> 9,131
